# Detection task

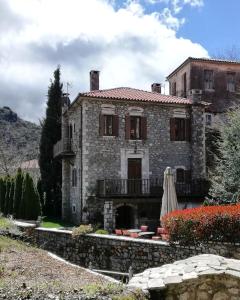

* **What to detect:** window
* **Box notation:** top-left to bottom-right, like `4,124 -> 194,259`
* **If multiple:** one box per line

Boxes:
182,73 -> 187,98
125,115 -> 147,140
204,70 -> 214,90
176,168 -> 185,183
72,204 -> 76,213
170,118 -> 191,141
205,114 -> 212,126
172,82 -> 177,96
227,73 -> 235,92
130,116 -> 141,139
72,168 -> 77,187
99,114 -> 118,136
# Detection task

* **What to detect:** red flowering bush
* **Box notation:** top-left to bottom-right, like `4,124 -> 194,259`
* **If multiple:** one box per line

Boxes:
162,204 -> 240,245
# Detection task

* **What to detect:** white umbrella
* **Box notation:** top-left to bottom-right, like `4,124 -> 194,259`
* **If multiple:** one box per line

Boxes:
160,167 -> 178,220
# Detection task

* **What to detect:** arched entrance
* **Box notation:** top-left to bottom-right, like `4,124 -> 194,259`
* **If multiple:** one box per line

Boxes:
115,205 -> 134,229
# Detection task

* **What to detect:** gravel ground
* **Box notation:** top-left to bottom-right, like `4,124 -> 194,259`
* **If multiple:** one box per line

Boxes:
0,237 -> 147,300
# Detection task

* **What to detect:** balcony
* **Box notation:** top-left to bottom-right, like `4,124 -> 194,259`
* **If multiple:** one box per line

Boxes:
53,138 -> 75,158
97,178 -> 209,198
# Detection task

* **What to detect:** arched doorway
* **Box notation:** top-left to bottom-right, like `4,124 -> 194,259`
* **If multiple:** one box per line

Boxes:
115,205 -> 134,229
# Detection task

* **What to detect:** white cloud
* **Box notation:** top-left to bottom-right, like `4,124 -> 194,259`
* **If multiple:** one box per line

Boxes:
0,0 -> 208,122
146,0 -> 204,14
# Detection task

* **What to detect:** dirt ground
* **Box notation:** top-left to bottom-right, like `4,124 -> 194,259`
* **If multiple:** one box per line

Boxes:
0,237 -> 146,300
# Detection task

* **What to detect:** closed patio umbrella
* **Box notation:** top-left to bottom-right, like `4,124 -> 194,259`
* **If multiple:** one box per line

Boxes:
160,167 -> 178,220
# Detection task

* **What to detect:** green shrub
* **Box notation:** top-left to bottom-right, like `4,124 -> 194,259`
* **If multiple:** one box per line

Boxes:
94,229 -> 109,235
72,224 -> 93,237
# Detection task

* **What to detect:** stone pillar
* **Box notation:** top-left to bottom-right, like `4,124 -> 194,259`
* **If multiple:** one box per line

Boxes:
104,201 -> 115,232
190,104 -> 206,179
62,160 -> 71,220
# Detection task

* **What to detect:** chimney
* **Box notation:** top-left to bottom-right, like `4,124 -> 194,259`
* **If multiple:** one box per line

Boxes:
90,70 -> 100,91
151,83 -> 161,93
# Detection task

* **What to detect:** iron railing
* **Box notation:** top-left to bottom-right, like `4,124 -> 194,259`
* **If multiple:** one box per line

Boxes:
53,138 -> 75,158
97,178 -> 209,198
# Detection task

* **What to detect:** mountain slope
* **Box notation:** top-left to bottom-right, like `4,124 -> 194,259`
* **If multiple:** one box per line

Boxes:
0,106 -> 41,175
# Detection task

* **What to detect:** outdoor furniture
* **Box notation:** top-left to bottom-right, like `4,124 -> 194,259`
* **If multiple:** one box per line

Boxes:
138,231 -> 155,239
152,236 -> 162,240
130,232 -> 139,238
127,229 -> 141,234
157,227 -> 168,235
161,234 -> 170,241
115,229 -> 122,235
122,229 -> 131,236
140,225 -> 148,232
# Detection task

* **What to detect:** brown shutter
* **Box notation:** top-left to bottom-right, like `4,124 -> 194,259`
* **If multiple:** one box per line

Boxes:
99,114 -> 104,136
170,118 -> 176,141
185,118 -> 191,142
141,117 -> 147,140
113,115 -> 119,137
125,115 -> 130,140
185,170 -> 191,183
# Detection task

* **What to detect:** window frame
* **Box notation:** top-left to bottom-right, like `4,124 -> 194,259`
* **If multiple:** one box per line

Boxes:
227,72 -> 235,92
130,116 -> 142,140
204,69 -> 214,90
72,168 -> 77,187
103,114 -> 114,136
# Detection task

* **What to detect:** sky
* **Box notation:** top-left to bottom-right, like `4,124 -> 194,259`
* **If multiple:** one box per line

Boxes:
0,0 -> 239,123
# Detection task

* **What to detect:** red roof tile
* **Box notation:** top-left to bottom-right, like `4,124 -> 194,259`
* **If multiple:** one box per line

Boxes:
79,87 -> 192,105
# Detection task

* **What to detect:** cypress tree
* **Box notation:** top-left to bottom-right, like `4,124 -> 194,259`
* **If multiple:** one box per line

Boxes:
39,67 -> 62,218
4,177 -> 11,215
20,173 -> 41,220
8,178 -> 15,215
37,178 -> 44,209
0,177 -> 6,214
13,168 -> 24,218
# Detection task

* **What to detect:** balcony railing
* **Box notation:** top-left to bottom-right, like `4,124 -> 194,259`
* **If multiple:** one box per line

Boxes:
97,178 -> 209,198
53,138 -> 75,158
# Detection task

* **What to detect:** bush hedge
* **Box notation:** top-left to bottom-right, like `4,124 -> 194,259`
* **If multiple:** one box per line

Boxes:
162,204 -> 240,245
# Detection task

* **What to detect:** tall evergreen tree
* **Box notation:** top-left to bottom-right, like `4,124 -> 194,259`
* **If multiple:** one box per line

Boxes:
8,178 -> 15,215
4,177 -> 11,215
0,177 -> 6,214
210,108 -> 240,201
20,173 -> 41,220
13,168 -> 24,218
39,67 -> 62,217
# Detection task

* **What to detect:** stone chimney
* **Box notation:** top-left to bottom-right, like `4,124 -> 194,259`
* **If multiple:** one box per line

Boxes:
90,70 -> 100,91
151,83 -> 161,93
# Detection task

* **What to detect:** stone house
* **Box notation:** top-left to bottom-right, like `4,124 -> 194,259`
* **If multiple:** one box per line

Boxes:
54,71 -> 208,231
167,57 -> 240,129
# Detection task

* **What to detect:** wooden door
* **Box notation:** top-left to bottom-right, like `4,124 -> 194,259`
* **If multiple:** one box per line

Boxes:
128,158 -> 142,194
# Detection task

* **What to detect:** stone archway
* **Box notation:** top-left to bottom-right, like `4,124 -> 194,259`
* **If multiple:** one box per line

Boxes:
115,204 -> 135,229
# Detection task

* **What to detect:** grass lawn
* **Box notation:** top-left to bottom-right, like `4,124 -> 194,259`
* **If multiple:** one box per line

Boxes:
40,217 -> 74,229
0,236 -> 147,299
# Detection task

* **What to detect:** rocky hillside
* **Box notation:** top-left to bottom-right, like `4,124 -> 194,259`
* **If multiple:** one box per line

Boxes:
0,106 -> 41,174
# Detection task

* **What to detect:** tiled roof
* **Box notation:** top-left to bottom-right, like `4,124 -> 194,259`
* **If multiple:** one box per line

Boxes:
167,56 -> 240,79
79,87 -> 192,105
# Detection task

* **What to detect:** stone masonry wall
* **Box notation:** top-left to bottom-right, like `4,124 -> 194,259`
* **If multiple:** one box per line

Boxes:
32,228 -> 240,275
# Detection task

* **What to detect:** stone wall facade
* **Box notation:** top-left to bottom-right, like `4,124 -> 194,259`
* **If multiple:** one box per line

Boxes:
32,228 -> 240,275
61,97 -> 206,227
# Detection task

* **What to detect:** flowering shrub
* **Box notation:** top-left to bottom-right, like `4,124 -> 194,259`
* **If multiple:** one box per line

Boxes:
162,204 -> 240,245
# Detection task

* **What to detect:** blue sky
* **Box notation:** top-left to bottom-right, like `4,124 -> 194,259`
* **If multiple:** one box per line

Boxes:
0,0 -> 239,121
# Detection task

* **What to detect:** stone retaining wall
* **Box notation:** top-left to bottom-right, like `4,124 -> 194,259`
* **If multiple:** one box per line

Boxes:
32,228 -> 240,274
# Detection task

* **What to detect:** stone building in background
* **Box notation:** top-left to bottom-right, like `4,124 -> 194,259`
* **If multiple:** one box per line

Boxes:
54,71 -> 208,231
167,57 -> 240,129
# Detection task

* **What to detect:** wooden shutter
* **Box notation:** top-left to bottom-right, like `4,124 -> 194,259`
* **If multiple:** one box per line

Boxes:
141,117 -> 147,140
113,115 -> 119,137
125,115 -> 130,140
185,170 -> 191,183
170,118 -> 176,141
185,118 -> 191,142
99,114 -> 104,136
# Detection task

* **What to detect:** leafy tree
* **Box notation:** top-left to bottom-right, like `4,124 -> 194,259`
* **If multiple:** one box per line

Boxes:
39,67 -> 62,217
0,177 -> 6,213
13,168 -> 24,218
210,108 -> 240,201
20,173 -> 41,220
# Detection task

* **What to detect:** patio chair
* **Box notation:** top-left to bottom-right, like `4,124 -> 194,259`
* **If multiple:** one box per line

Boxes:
140,225 -> 148,232
115,229 -> 123,235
